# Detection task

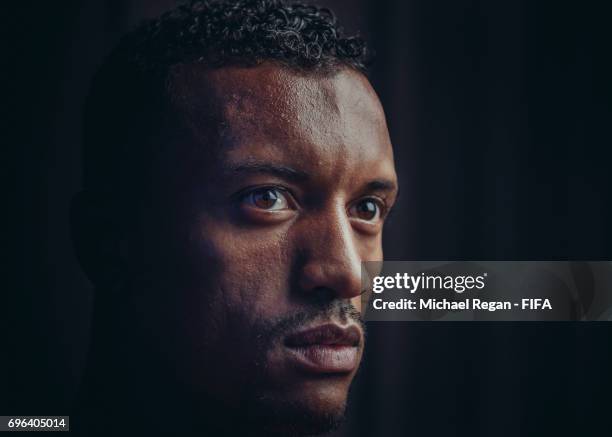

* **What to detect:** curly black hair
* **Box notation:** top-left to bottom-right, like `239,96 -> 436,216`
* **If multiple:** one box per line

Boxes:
128,0 -> 369,71
82,0 -> 370,195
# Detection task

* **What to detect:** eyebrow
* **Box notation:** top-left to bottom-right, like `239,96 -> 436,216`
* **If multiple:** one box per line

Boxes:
224,161 -> 398,196
365,179 -> 398,193
224,161 -> 310,182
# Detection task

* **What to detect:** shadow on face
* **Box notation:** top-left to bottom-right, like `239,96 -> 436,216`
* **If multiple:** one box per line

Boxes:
74,62 -> 398,435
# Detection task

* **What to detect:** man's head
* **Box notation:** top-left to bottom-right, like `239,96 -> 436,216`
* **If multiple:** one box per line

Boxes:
72,1 -> 397,435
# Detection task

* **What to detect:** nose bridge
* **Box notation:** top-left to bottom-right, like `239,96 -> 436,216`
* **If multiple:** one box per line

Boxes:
298,203 -> 362,299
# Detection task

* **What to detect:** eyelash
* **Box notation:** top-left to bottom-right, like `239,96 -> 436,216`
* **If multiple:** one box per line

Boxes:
234,185 -> 294,203
235,185 -> 391,220
355,198 -> 389,221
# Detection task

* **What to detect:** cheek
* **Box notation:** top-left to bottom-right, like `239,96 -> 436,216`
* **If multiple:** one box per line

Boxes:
350,295 -> 362,313
357,232 -> 384,262
167,219 -> 294,395
192,218 -> 294,319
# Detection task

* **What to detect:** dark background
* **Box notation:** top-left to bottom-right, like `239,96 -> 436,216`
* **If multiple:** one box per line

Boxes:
6,0 -> 612,435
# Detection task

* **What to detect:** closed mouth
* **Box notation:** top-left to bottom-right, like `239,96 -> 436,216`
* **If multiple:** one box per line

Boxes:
283,323 -> 362,374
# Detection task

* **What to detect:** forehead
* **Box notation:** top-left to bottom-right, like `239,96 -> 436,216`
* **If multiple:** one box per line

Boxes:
170,63 -> 395,182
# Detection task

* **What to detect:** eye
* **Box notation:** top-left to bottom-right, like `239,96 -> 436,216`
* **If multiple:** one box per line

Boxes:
242,187 -> 290,211
349,198 -> 384,222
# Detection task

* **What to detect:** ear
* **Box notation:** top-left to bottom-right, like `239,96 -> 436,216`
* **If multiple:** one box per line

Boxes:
70,190 -> 126,288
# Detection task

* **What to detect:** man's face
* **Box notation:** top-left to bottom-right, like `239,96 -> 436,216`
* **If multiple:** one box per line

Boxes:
131,63 -> 397,434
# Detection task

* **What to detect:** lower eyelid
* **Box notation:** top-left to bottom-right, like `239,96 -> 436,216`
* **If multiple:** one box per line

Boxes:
350,220 -> 383,236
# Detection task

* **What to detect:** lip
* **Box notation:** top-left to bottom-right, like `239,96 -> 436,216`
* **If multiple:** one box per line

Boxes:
284,323 -> 362,374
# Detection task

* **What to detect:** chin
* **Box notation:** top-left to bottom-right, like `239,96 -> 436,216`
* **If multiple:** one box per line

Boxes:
295,377 -> 351,413
245,380 -> 350,436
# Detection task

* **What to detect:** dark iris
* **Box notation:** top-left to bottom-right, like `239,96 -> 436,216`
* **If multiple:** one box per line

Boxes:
355,199 -> 378,220
252,188 -> 280,209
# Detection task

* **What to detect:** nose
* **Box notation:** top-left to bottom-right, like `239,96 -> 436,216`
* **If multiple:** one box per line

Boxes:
296,205 -> 363,300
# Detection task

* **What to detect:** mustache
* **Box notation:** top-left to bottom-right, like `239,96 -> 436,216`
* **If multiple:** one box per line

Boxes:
256,300 -> 365,346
